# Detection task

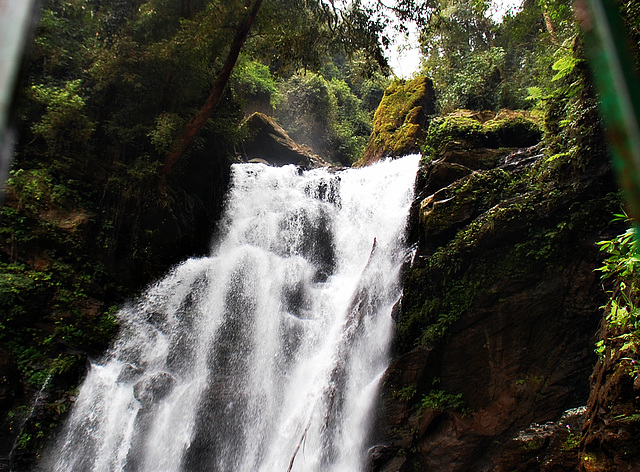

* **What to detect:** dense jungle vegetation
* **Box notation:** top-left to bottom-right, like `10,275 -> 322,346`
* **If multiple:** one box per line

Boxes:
1,0 -> 640,467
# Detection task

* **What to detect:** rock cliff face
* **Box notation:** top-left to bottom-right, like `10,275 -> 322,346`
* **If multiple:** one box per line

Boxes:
368,110 -> 620,471
581,319 -> 640,471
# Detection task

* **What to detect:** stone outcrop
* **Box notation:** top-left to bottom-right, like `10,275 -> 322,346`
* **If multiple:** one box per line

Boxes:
133,372 -> 176,407
368,113 -> 619,471
239,112 -> 330,168
360,77 -> 436,166
424,109 -> 543,153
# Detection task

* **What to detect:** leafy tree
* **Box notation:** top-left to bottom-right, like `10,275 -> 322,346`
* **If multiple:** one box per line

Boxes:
26,0 -> 97,80
162,0 -> 265,178
416,0 -> 500,111
619,0 -> 640,72
413,0 -> 577,112
231,58 -> 280,113
274,71 -> 376,165
30,79 -> 95,157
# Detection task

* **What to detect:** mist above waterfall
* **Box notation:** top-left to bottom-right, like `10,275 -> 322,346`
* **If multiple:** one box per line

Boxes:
43,155 -> 419,472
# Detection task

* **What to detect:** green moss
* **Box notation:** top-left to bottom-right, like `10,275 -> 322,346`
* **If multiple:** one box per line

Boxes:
485,115 -> 542,147
363,76 -> 434,160
397,140 -> 620,351
423,110 -> 543,161
426,115 -> 485,150
418,389 -> 465,414
521,436 -> 545,452
419,168 -> 515,236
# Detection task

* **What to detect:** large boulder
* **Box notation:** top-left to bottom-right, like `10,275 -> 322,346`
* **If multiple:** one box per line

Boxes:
239,112 -> 330,168
423,109 -> 543,157
133,372 -> 176,408
359,77 -> 436,165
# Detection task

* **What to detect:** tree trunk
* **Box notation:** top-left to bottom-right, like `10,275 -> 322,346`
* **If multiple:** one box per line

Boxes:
543,8 -> 558,44
161,0 -> 264,180
181,0 -> 193,18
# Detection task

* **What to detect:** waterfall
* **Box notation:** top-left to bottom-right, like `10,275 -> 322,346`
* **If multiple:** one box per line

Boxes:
42,155 -> 420,472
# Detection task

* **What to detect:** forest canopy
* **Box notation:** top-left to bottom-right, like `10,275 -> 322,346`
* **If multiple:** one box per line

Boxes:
10,0 -> 597,172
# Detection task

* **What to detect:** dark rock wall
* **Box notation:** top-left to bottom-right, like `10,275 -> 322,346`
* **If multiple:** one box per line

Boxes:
369,114 -> 620,471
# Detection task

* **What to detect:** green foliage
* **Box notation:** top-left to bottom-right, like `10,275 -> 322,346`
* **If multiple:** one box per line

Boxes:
533,32 -> 606,177
614,412 -> 640,424
551,53 -> 581,83
278,73 -> 333,128
30,80 -> 95,156
0,257 -> 120,388
417,0 -> 501,111
29,0 -> 97,78
0,165 -> 122,399
416,0 -> 578,112
418,390 -> 465,414
148,113 -> 186,154
231,58 -> 280,109
433,48 -> 506,113
597,217 -> 639,282
392,384 -> 417,401
590,213 -> 640,448
561,432 -> 581,451
523,37 -> 585,112
275,71 -> 374,164
5,169 -> 54,213
620,0 -> 640,73
595,214 -> 640,370
0,263 -> 48,330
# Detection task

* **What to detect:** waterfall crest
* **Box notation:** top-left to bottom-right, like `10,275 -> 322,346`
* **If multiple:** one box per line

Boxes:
44,155 -> 420,472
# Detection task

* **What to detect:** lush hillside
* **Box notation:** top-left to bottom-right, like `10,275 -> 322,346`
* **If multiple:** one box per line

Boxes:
1,0 -> 640,470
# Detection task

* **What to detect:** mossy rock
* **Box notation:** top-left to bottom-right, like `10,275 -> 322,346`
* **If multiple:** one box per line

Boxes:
397,133 -> 618,352
424,109 -> 543,160
418,168 -> 514,240
359,76 -> 435,165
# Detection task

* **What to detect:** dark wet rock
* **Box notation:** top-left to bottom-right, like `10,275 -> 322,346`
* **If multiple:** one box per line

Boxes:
439,142 -> 507,170
419,161 -> 472,197
580,310 -> 640,471
117,363 -> 144,384
133,372 -> 176,407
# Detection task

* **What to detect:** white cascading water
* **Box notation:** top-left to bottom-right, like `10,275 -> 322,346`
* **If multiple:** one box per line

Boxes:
43,155 -> 420,472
